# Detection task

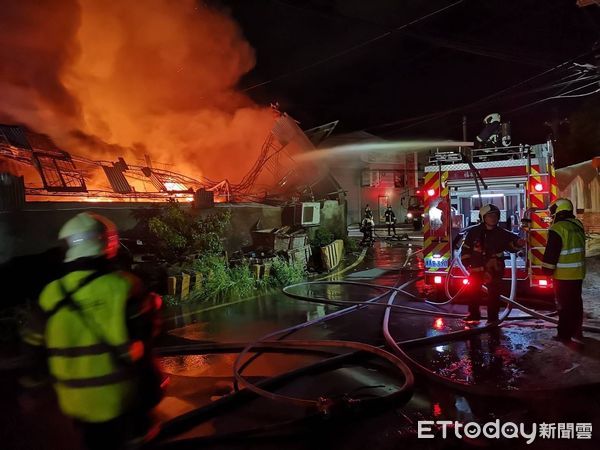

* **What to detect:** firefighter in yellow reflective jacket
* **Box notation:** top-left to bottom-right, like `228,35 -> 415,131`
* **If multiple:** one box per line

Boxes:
542,198 -> 586,343
22,212 -> 163,450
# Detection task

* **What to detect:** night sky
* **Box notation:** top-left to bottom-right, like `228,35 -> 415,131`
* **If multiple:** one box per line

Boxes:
220,0 -> 600,164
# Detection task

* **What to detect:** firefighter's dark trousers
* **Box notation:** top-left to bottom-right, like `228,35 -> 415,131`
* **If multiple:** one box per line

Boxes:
554,279 -> 584,340
386,222 -> 396,235
360,228 -> 373,246
468,277 -> 502,321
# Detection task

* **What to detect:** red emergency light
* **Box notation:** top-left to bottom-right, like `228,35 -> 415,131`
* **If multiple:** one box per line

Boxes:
539,278 -> 548,287
434,318 -> 444,330
427,188 -> 436,197
434,276 -> 442,284
462,278 -> 470,285
534,182 -> 544,192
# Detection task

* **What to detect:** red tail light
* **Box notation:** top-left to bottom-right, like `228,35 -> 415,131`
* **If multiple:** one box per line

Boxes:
434,276 -> 442,284
539,278 -> 548,287
462,278 -> 470,285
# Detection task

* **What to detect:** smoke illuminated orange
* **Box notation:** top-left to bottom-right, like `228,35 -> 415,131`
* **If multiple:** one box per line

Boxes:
0,0 -> 275,190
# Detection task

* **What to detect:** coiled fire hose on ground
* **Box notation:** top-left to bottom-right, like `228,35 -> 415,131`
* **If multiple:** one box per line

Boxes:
153,247 -> 600,446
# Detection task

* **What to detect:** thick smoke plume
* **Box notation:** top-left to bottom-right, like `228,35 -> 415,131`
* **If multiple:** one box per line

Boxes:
0,0 -> 274,183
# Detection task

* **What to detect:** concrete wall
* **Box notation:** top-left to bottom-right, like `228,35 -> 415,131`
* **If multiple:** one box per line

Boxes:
0,202 -> 283,263
319,199 -> 347,239
212,203 -> 282,253
305,199 -> 347,245
330,167 -> 361,226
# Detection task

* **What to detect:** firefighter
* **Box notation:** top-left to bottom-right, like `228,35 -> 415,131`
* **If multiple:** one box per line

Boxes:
460,204 -> 525,322
384,205 -> 397,236
360,209 -> 375,247
541,198 -> 586,343
476,113 -> 502,148
21,212 -> 163,450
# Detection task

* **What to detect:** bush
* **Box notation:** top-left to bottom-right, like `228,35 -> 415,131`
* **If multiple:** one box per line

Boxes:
343,236 -> 359,254
228,264 -> 256,299
269,257 -> 306,287
189,255 -> 233,300
145,204 -> 231,262
310,228 -> 335,247
165,255 -> 307,304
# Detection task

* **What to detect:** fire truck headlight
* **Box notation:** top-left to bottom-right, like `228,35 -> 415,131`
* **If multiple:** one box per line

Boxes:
407,212 -> 413,219
429,206 -> 442,223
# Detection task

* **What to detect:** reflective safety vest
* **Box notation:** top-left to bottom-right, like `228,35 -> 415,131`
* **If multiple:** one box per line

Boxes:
548,219 -> 586,280
37,270 -> 140,423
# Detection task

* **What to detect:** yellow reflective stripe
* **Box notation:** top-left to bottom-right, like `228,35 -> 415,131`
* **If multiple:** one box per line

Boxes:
541,262 -> 556,269
556,262 -> 584,268
23,333 -> 44,346
559,247 -> 584,255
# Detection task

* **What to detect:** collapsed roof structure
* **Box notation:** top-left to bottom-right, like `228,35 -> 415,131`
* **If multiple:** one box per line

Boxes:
0,110 -> 341,203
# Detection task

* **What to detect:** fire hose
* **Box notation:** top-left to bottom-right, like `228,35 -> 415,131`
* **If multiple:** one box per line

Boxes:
153,249 -> 599,446
152,277 -> 418,446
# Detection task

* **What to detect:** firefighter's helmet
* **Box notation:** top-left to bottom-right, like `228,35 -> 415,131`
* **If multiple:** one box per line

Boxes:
479,203 -> 501,219
59,212 -> 120,262
483,113 -> 501,124
549,198 -> 574,217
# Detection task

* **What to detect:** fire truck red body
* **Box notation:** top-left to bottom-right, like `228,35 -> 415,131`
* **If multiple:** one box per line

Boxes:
422,143 -> 559,300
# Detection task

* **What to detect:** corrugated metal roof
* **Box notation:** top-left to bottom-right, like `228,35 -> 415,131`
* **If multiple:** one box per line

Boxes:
102,166 -> 132,193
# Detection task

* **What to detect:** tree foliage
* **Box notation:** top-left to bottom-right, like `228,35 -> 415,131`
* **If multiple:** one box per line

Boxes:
146,203 -> 231,262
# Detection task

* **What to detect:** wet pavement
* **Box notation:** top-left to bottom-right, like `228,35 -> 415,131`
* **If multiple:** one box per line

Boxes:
152,239 -> 600,449
3,238 -> 600,449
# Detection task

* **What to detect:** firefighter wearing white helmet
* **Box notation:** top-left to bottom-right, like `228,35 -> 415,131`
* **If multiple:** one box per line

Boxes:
22,212 -> 163,450
460,203 -> 525,323
58,212 -> 120,262
542,198 -> 586,344
483,113 -> 501,125
476,112 -> 511,150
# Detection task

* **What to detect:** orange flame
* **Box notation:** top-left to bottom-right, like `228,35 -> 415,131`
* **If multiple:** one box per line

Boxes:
0,0 -> 274,189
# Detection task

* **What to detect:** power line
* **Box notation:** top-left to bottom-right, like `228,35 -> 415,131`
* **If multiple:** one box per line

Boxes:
403,31 -> 556,68
367,49 -> 597,135
506,78 -> 600,114
367,71 -> 589,132
240,0 -> 465,92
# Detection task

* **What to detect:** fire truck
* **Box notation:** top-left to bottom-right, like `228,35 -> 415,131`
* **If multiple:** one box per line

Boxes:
405,191 -> 425,230
421,142 -> 559,301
